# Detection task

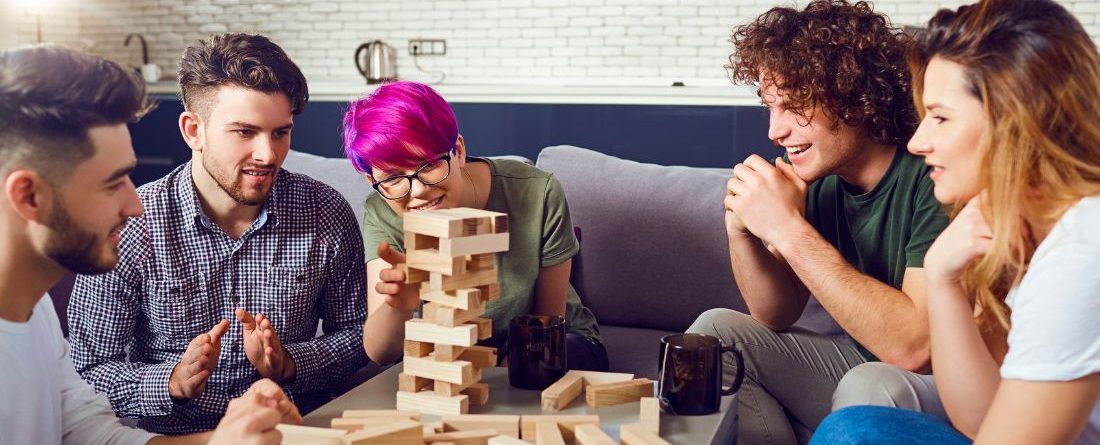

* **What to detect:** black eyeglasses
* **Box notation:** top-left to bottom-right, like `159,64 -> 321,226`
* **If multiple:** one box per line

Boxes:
372,153 -> 452,200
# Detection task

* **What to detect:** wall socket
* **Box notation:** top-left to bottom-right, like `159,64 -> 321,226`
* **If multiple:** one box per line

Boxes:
409,39 -> 446,56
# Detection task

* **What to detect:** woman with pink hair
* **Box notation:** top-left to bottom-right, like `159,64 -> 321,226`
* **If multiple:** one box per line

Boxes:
343,81 -> 607,371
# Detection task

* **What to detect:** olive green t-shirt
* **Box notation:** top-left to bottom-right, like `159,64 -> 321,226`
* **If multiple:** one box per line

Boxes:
804,148 -> 948,360
806,148 -> 948,290
360,158 -> 601,346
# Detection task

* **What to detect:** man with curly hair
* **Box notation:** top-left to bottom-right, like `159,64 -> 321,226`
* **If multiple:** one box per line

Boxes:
687,1 -> 950,443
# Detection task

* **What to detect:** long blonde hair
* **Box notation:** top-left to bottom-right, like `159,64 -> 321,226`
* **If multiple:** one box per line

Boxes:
909,0 -> 1100,331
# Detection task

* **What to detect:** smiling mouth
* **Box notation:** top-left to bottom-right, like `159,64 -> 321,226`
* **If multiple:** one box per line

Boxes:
409,196 -> 443,211
242,169 -> 272,177
786,144 -> 811,155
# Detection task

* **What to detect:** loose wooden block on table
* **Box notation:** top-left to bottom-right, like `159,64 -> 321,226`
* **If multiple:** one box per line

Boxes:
396,390 -> 470,416
620,423 -> 672,445
534,422 -> 565,445
404,340 -> 433,358
585,378 -> 655,408
331,416 -> 405,432
421,288 -> 482,311
405,318 -> 478,347
519,415 -> 600,441
404,356 -> 476,385
276,424 -> 346,445
342,418 -> 423,445
398,372 -> 432,393
462,382 -> 490,405
568,370 -> 635,386
487,435 -> 534,445
441,415 -> 520,438
425,428 -> 500,444
541,372 -> 584,411
340,409 -> 421,420
574,424 -> 617,445
639,397 -> 660,434
424,301 -> 486,328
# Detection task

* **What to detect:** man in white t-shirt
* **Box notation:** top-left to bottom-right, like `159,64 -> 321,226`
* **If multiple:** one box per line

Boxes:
0,45 -> 300,444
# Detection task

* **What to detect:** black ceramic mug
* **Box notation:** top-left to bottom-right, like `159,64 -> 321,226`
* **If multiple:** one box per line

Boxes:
507,314 -> 567,390
657,333 -> 744,415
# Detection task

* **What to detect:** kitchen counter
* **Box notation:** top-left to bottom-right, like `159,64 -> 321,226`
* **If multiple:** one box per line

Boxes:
146,80 -> 761,106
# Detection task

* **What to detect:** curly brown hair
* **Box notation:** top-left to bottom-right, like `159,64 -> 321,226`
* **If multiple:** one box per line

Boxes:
728,0 -> 917,148
178,33 -> 309,118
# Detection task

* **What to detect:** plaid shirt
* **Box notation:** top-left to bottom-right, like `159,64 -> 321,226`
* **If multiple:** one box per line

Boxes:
67,162 -> 368,434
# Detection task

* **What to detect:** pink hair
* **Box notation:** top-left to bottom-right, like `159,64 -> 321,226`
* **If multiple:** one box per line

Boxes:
342,81 -> 458,174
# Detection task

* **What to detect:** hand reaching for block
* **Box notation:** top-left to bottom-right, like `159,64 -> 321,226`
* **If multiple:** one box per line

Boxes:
237,308 -> 295,383
169,319 -> 229,400
375,242 -> 421,313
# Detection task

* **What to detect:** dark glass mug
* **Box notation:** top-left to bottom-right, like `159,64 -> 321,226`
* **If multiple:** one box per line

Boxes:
657,333 -> 745,415
507,314 -> 567,390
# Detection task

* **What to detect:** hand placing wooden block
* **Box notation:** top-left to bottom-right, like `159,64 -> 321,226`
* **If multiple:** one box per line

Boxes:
573,424 -> 617,445
585,378 -> 655,408
620,423 -> 672,445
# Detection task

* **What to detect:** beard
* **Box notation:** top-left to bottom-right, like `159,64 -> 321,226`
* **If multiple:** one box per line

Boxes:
43,200 -> 121,275
201,153 -> 272,206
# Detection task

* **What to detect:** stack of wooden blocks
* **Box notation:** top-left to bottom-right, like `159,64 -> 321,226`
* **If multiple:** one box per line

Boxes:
396,208 -> 510,416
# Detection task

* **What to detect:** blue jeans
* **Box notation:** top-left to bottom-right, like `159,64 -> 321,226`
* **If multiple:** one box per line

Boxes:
810,406 -> 972,445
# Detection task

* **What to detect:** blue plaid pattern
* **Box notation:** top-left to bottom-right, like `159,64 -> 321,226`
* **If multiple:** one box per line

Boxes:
67,162 -> 368,434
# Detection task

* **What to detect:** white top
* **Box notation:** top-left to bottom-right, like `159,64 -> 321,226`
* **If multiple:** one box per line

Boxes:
0,296 -> 156,445
1002,196 -> 1100,445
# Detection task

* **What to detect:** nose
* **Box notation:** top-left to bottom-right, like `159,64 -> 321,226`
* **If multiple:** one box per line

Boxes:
122,177 -> 144,218
907,120 -> 933,156
767,108 -> 791,144
408,176 -> 431,198
252,136 -> 276,165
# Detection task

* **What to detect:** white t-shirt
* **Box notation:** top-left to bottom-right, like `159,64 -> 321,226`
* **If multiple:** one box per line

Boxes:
0,295 -> 156,445
1002,196 -> 1100,445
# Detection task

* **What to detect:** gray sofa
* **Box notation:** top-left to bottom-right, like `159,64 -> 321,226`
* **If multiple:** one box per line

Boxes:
283,145 -> 841,380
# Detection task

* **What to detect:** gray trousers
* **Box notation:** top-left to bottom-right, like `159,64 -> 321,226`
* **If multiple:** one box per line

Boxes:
689,309 -> 948,445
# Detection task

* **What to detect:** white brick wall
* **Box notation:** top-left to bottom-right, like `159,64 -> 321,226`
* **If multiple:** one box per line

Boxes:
8,0 -> 1100,86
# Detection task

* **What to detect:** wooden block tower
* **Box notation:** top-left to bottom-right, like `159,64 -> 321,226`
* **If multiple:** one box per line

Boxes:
397,208 -> 509,415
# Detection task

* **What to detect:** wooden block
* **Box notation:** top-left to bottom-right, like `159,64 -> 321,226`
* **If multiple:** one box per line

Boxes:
332,417 -> 404,432
399,372 -> 433,393
478,283 -> 501,302
567,370 -> 635,386
574,424 -> 617,445
463,382 -> 490,406
342,418 -> 423,445
620,423 -> 671,445
487,435 -> 533,445
639,397 -> 660,434
442,415 -> 520,438
404,355 -> 476,385
399,263 -> 430,284
519,415 -> 600,441
433,367 -> 482,397
585,378 -> 655,408
434,344 -> 468,361
458,345 -> 498,368
422,288 -> 482,310
423,420 -> 444,436
425,428 -> 500,444
438,208 -> 507,234
277,424 -> 346,445
405,318 -> 478,347
409,249 -> 468,276
404,211 -> 469,239
541,372 -> 584,411
469,253 -> 496,270
425,264 -> 498,292
341,409 -> 421,420
397,390 -> 470,416
534,422 -> 565,445
425,301 -> 486,328
473,317 -> 492,340
404,340 -> 433,358
441,232 -> 510,257
405,231 -> 439,251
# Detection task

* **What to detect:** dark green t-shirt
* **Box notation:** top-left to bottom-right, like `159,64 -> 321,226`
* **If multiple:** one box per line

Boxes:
361,158 -> 601,345
805,148 -> 949,290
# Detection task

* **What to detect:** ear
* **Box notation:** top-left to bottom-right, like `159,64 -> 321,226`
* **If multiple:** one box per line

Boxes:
453,134 -> 467,165
179,111 -> 205,154
363,173 -> 376,185
4,170 -> 53,225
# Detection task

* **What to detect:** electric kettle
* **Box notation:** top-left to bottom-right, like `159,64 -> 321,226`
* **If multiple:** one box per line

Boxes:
355,40 -> 397,84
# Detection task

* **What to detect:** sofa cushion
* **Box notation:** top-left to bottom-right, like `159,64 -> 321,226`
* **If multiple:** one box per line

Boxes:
282,150 -> 374,227
599,325 -> 675,379
537,146 -> 746,333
